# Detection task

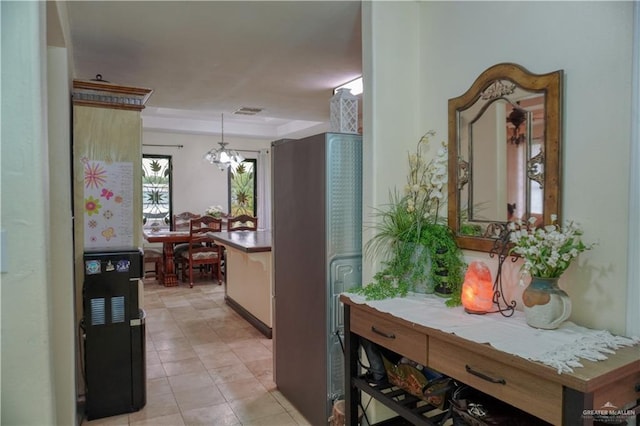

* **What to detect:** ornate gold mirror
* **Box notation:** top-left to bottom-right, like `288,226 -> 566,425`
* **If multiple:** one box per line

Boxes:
448,63 -> 563,252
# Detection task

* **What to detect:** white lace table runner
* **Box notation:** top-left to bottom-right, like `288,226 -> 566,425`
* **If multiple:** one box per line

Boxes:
344,292 -> 640,374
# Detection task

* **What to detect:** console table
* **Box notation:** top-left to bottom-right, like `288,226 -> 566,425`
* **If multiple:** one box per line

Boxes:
341,294 -> 640,425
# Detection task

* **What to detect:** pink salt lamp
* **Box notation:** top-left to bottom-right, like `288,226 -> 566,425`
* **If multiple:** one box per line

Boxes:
461,260 -> 494,314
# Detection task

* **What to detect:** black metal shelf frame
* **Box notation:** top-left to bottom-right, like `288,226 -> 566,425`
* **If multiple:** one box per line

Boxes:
353,376 -> 450,426
345,303 -> 452,426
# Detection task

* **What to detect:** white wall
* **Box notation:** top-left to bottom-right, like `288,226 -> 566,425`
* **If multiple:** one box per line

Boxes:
363,1 -> 636,334
48,45 -> 76,426
362,1 -> 422,284
1,2 -> 57,423
142,130 -> 271,218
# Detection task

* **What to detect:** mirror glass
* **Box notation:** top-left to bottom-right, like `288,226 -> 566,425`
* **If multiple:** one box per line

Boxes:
448,63 -> 563,252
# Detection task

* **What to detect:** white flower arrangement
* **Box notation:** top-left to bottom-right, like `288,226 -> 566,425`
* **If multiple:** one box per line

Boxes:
508,215 -> 595,278
403,130 -> 448,223
205,205 -> 224,218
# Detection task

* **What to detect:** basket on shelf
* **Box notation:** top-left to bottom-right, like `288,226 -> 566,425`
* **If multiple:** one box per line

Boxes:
381,355 -> 452,410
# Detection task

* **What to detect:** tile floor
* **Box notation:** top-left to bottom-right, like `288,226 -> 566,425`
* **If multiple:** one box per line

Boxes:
83,277 -> 311,426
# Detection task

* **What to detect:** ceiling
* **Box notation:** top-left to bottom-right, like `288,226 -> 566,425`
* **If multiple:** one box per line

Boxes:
64,1 -> 363,140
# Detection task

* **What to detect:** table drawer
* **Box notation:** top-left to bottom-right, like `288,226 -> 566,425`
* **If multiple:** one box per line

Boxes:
593,369 -> 640,409
351,308 -> 427,366
429,337 -> 561,425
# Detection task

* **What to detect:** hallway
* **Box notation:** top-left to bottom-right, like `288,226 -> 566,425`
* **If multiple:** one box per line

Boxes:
83,278 -> 309,425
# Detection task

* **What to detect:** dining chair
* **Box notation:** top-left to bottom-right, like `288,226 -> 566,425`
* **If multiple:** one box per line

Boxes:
143,246 -> 163,280
179,216 -> 223,287
173,211 -> 200,231
173,211 -> 202,275
226,214 -> 258,231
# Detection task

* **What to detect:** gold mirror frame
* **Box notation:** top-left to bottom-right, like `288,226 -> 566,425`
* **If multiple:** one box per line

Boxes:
448,63 -> 563,252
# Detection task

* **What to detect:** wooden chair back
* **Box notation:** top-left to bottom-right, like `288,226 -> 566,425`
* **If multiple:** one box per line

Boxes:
173,211 -> 200,231
226,214 -> 258,231
180,216 -> 223,287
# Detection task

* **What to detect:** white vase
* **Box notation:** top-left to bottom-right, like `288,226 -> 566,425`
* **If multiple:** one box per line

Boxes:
404,243 -> 435,294
522,276 -> 572,329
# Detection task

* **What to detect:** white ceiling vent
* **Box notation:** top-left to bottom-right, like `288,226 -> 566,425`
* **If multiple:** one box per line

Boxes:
234,107 -> 264,116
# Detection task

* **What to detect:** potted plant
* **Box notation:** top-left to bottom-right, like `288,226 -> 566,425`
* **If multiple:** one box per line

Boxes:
425,224 -> 465,300
508,216 -> 594,328
356,131 -> 466,306
205,205 -> 224,218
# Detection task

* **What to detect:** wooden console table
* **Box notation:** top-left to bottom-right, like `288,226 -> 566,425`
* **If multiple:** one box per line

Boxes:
341,294 -> 640,425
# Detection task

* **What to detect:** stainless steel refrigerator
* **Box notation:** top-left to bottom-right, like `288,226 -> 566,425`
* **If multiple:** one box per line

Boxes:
272,132 -> 362,425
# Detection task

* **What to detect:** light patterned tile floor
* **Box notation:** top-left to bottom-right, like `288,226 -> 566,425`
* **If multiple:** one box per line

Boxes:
82,278 -> 311,426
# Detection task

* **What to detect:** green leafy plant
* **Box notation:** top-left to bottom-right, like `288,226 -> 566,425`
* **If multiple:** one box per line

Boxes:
460,222 -> 482,236
423,224 -> 465,306
354,132 -> 466,306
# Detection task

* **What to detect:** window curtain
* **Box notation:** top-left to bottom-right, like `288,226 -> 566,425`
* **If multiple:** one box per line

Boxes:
256,149 -> 271,230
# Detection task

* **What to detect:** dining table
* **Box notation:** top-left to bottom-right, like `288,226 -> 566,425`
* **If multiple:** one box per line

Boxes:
143,229 -> 190,287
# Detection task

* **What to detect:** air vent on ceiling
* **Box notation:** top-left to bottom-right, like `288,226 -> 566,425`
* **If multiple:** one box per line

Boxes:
234,107 -> 264,116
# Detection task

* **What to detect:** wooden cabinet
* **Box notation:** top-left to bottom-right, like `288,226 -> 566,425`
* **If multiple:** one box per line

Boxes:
341,295 -> 640,426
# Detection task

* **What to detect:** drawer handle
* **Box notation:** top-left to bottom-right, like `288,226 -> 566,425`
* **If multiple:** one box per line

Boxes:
371,326 -> 395,339
465,365 -> 506,385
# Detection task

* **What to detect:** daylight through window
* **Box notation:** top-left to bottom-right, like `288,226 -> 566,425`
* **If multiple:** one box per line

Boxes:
142,155 -> 172,230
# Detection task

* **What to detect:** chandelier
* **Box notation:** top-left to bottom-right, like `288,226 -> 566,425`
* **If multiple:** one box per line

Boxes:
506,104 -> 527,146
203,113 -> 244,171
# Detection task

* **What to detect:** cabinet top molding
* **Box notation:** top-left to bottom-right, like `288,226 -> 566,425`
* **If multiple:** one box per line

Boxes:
73,79 -> 153,111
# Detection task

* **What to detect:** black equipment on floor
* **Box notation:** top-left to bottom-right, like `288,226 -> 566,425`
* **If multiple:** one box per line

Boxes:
82,249 -> 146,420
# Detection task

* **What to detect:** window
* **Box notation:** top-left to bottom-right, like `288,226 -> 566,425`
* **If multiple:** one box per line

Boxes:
229,159 -> 256,217
142,155 -> 172,230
